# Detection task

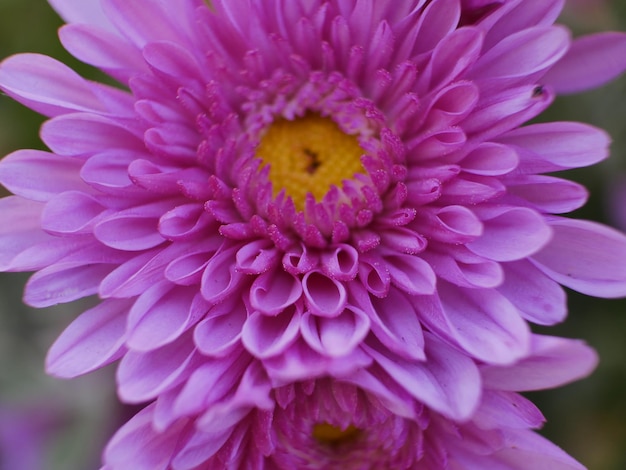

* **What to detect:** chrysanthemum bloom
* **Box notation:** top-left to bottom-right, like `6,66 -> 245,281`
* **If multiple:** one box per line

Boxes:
100,334 -> 597,469
1,0 -> 626,462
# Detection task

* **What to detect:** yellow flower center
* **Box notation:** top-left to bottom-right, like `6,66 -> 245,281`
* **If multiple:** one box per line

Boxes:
312,423 -> 361,446
255,113 -> 366,210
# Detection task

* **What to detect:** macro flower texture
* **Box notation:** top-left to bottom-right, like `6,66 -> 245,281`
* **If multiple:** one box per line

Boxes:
1,0 -> 626,468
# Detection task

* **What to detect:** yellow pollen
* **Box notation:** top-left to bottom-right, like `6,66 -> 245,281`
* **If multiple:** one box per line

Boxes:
255,113 -> 366,210
312,423 -> 361,446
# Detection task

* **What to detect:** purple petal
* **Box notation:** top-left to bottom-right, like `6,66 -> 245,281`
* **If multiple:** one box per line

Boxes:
300,307 -> 370,357
242,307 -> 301,359
383,252 -> 437,295
532,218 -> 626,297
117,332 -> 198,403
193,298 -> 246,357
0,150 -> 84,201
46,298 -> 130,378
420,282 -> 531,365
482,335 -> 598,391
302,270 -> 347,317
0,54 -> 107,117
468,206 -> 552,261
543,32 -> 626,94
505,175 -> 588,213
249,268 -> 302,316
126,284 -> 201,352
364,333 -> 481,420
499,260 -> 567,326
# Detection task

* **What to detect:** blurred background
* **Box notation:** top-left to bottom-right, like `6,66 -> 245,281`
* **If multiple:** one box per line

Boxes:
0,0 -> 625,468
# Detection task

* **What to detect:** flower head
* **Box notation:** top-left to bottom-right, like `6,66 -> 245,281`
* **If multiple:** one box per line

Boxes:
101,334 -> 597,469
1,0 -> 626,466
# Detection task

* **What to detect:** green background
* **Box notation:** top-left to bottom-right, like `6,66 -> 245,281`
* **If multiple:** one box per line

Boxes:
0,1 -> 625,468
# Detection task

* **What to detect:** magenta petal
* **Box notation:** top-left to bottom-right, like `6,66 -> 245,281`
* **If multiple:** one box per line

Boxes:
241,307 -> 301,359
543,32 -> 626,94
0,53 -> 107,117
531,218 -> 626,298
498,121 -> 610,173
46,298 -> 130,378
421,282 -> 531,365
235,239 -> 281,275
364,333 -> 481,420
41,113 -> 143,157
499,260 -> 566,326
505,175 -> 588,213
475,390 -> 545,430
302,270 -> 347,317
320,243 -> 359,281
200,245 -> 246,304
0,197 -> 51,271
383,253 -> 437,295
364,286 -> 426,361
249,268 -> 302,316
41,191 -> 106,235
300,307 -> 370,357
126,284 -> 200,352
495,428 -> 587,470
0,150 -> 84,201
193,298 -> 246,357
468,206 -> 552,261
24,261 -> 114,308
117,332 -> 198,403
103,404 -> 187,470
461,143 -> 519,176
482,335 -> 598,392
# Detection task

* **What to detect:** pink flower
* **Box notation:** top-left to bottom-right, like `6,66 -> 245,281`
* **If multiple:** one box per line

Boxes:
0,0 -> 626,466
100,334 -> 598,469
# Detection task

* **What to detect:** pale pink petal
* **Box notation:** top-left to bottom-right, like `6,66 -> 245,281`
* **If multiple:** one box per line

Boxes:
46,298 -> 131,378
543,32 -> 626,94
532,218 -> 626,297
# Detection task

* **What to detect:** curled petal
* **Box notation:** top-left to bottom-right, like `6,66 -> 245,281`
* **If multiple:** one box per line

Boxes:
383,252 -> 437,295
194,298 -> 246,357
300,307 -> 370,357
236,239 -> 281,275
200,245 -> 247,304
321,243 -> 359,281
302,270 -> 347,317
242,306 -> 301,358
249,268 -> 302,315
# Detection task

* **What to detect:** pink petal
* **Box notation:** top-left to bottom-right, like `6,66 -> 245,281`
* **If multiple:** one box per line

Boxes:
497,121 -> 610,173
117,332 -> 198,403
543,32 -> 626,94
24,261 -> 114,308
193,298 -> 246,357
531,218 -> 626,297
468,206 -> 552,262
241,307 -> 301,359
41,191 -> 106,235
0,197 -> 51,271
499,260 -> 566,326
0,53 -> 107,117
383,252 -> 436,295
0,150 -> 84,201
364,333 -> 481,420
505,175 -> 588,213
249,268 -> 302,316
126,284 -> 200,351
200,245 -> 246,304
482,335 -> 598,391
300,307 -> 370,357
46,298 -> 130,378
59,24 -> 148,83
420,282 -> 531,365
461,143 -> 519,176
302,270 -> 347,317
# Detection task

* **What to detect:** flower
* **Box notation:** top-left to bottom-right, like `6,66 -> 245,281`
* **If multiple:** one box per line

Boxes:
1,0 -> 626,465
100,334 -> 598,469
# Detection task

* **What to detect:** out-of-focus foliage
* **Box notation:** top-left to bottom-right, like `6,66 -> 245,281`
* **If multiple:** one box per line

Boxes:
0,1 -> 624,469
